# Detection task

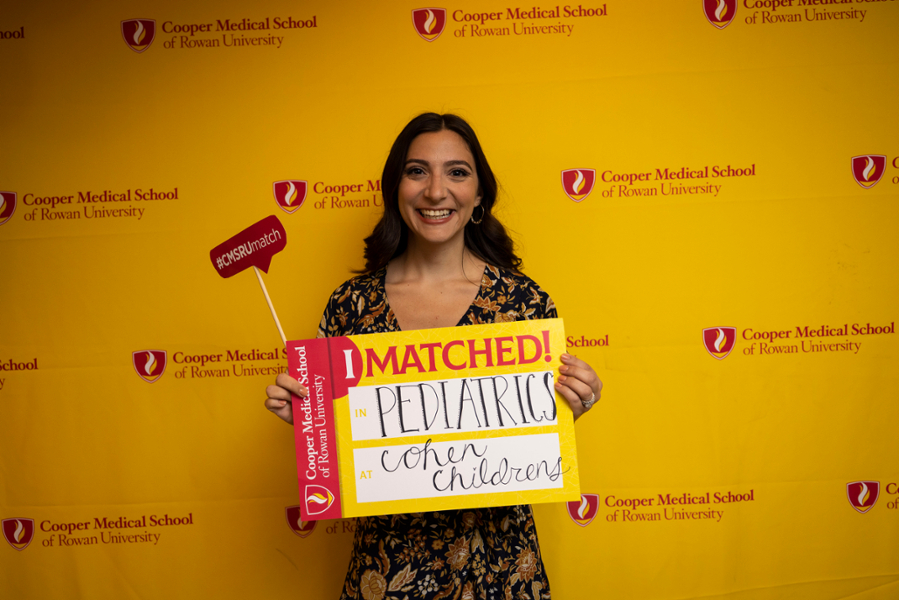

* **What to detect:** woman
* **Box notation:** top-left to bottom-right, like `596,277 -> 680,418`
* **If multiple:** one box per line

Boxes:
265,113 -> 602,599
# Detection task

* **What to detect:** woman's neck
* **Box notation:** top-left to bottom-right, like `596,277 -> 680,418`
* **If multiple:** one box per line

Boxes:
389,237 -> 483,285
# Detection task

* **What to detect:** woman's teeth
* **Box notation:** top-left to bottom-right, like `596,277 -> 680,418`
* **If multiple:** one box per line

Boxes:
420,209 -> 452,218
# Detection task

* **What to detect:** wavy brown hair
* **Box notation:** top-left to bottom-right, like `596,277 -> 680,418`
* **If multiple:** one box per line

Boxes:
361,113 -> 521,274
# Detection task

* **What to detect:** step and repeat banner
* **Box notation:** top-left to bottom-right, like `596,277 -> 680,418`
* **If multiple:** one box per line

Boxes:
1,1 -> 897,598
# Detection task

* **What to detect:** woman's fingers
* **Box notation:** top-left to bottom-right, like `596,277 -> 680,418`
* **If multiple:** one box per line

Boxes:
264,374 -> 308,425
554,379 -> 588,421
555,353 -> 603,421
276,373 -> 307,396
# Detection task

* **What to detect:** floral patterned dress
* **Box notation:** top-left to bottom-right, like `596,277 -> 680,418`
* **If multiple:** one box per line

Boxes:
317,265 -> 557,600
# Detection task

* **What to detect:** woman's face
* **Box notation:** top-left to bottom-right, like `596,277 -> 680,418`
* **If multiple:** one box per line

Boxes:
398,129 -> 482,250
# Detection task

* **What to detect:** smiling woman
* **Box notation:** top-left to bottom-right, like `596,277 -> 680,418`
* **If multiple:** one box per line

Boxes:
264,113 -> 603,599
397,129 -> 483,251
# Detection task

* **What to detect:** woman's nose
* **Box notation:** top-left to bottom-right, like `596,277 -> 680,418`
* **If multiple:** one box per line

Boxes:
424,174 -> 447,201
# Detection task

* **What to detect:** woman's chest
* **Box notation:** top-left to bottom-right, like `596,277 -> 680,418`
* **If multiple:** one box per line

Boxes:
384,280 -> 481,331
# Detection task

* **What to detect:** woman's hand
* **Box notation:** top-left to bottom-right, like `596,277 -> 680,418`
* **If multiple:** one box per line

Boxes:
554,353 -> 602,422
264,373 -> 308,425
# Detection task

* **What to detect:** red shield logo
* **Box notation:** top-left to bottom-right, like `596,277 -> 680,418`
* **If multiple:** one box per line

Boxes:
273,180 -> 308,214
703,0 -> 737,29
567,494 -> 599,527
285,506 -> 317,538
561,169 -> 596,203
851,155 -> 886,189
121,19 -> 156,53
3,518 -> 35,551
133,350 -> 167,383
305,484 -> 335,516
0,191 -> 16,226
847,481 -> 880,514
703,327 -> 736,359
412,8 -> 447,42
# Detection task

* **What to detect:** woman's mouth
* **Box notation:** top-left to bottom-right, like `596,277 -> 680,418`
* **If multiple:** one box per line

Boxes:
418,209 -> 453,219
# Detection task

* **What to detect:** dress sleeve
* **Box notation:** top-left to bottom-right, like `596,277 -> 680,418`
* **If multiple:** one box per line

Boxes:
542,293 -> 558,320
316,280 -> 355,339
521,274 -> 557,321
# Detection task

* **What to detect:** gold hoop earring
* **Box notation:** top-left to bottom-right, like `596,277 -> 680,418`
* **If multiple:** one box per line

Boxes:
470,205 -> 485,225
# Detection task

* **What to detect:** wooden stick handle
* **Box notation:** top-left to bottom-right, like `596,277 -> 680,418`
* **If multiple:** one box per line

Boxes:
254,267 -> 287,346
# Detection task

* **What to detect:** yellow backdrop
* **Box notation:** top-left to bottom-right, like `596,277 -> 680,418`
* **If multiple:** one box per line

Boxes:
1,1 -> 897,598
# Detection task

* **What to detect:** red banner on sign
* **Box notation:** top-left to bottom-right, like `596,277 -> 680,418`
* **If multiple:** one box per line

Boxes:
288,338 -> 345,522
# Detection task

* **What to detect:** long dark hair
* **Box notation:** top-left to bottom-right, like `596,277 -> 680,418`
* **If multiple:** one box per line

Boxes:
361,113 -> 521,273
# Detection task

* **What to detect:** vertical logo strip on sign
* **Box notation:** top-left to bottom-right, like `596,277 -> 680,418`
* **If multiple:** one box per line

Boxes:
288,338 -> 342,521
326,319 -> 579,518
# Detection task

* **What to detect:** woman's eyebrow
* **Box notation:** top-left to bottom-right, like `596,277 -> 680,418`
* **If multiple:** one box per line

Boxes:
404,158 -> 473,168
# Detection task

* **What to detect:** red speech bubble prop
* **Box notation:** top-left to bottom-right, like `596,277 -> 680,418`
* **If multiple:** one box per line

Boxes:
210,215 -> 287,278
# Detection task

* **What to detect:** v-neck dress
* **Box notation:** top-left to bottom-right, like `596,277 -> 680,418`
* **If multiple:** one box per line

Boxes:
317,265 -> 558,600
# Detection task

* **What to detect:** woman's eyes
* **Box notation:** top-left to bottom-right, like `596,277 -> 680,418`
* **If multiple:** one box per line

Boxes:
404,166 -> 471,177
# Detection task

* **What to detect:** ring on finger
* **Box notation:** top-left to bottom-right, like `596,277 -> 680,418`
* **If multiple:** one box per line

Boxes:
581,392 -> 596,410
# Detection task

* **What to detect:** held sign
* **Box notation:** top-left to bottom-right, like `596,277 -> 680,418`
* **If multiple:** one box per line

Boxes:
287,319 -> 580,521
209,215 -> 287,278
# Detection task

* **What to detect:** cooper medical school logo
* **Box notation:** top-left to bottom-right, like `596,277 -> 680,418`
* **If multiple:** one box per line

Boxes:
847,481 -> 879,514
133,350 -> 167,383
703,0 -> 736,29
851,155 -> 885,189
285,506 -> 317,538
273,180 -> 307,214
561,169 -> 596,203
567,494 -> 599,527
121,19 -> 156,53
305,485 -> 335,516
412,8 -> 447,41
703,327 -> 736,359
0,192 -> 16,226
3,518 -> 35,551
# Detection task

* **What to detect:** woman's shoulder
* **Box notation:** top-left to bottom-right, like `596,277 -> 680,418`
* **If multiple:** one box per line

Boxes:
326,269 -> 385,305
318,268 -> 392,337
479,265 -> 557,320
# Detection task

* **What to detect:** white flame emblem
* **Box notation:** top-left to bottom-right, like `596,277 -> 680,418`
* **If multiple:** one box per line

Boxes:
862,157 -> 875,181
572,171 -> 585,195
307,494 -> 328,505
714,328 -> 727,352
13,520 -> 25,543
133,21 -> 145,45
284,181 -> 297,205
577,495 -> 589,519
715,0 -> 728,21
857,482 -> 869,506
145,352 -> 156,375
424,9 -> 436,33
